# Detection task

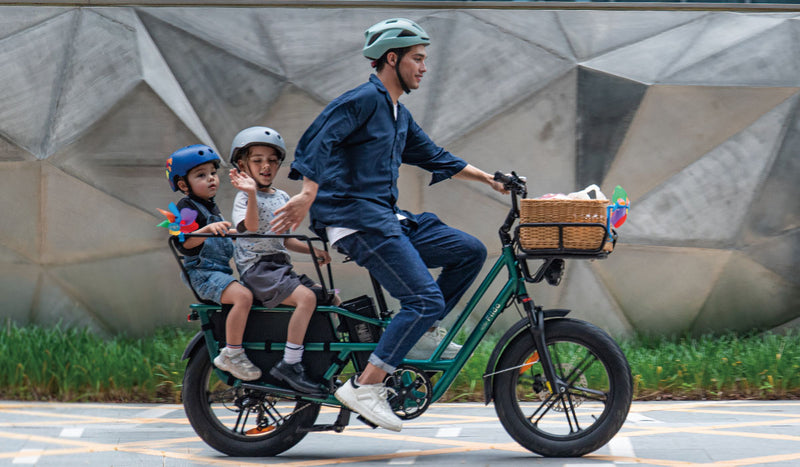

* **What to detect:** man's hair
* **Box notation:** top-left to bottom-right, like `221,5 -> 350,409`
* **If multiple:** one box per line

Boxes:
372,47 -> 410,72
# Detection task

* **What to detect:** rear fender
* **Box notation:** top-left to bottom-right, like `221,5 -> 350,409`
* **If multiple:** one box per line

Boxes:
182,330 -> 207,361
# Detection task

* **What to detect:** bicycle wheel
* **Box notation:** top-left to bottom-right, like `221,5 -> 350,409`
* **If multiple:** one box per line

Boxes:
182,343 -> 321,457
493,318 -> 632,457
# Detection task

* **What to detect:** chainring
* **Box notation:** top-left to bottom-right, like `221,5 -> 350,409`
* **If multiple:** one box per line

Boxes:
385,365 -> 433,420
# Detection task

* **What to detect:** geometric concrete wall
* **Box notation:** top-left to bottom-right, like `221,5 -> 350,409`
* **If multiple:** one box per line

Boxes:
0,5 -> 797,337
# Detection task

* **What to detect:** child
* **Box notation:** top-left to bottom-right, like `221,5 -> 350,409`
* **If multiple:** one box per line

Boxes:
228,126 -> 336,394
166,144 -> 261,381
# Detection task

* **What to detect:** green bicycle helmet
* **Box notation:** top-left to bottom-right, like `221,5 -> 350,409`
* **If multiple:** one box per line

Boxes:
363,18 -> 430,60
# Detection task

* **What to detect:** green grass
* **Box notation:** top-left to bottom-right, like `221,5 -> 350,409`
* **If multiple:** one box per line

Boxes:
1,322 -> 798,402
0,323 -> 189,402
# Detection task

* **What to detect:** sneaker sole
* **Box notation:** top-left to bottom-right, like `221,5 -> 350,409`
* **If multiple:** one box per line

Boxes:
334,390 -> 402,432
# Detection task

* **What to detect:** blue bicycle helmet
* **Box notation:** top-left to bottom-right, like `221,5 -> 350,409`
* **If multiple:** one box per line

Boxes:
166,144 -> 221,192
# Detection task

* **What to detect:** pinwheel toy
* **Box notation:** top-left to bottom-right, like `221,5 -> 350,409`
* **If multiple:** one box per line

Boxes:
609,185 -> 629,230
157,202 -> 199,241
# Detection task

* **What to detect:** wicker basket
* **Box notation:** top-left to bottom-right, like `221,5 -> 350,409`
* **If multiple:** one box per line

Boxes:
519,198 -> 609,250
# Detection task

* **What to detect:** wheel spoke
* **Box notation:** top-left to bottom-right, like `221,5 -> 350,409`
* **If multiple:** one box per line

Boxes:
562,392 -> 581,433
528,384 -> 560,425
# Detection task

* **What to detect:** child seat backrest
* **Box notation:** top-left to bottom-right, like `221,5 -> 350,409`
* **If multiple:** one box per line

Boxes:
167,236 -> 218,305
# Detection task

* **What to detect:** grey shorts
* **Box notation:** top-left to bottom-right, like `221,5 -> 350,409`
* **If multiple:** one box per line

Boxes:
241,254 -> 317,308
187,269 -> 238,304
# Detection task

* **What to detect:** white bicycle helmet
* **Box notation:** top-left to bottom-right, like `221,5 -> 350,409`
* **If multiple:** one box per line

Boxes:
229,126 -> 287,166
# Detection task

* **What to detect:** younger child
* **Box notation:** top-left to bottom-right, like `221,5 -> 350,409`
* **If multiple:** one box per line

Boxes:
229,126 -> 336,394
166,144 -> 261,381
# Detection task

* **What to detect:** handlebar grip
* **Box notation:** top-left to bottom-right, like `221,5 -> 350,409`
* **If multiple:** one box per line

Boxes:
494,171 -> 512,184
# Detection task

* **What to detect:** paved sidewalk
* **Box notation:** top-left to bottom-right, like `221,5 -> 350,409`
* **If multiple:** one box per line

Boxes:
1,400 -> 799,466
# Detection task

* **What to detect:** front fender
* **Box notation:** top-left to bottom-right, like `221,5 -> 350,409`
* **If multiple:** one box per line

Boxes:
482,309 -> 569,404
181,330 -> 207,361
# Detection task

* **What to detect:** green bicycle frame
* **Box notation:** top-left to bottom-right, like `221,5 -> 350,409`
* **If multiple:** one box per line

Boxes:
191,242 -> 528,405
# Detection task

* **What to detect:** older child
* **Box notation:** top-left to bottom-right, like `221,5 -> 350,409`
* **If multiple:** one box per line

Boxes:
229,126 -> 335,394
166,144 -> 260,381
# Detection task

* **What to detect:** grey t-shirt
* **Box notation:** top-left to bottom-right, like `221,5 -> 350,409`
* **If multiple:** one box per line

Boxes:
231,189 -> 291,275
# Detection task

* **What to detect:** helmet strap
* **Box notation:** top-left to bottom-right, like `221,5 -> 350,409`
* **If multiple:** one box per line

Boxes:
390,49 -> 411,94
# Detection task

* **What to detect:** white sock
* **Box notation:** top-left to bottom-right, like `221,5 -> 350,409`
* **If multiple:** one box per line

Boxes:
283,342 -> 304,364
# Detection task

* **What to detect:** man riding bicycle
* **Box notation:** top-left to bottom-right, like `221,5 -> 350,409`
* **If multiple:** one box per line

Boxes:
270,18 -> 507,431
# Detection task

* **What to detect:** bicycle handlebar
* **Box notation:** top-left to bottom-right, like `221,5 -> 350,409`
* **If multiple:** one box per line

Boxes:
494,171 -> 527,198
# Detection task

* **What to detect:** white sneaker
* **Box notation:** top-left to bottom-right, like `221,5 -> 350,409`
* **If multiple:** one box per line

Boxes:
334,377 -> 402,432
213,347 -> 262,381
405,327 -> 462,360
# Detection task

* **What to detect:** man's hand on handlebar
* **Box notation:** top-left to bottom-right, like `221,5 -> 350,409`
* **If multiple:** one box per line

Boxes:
494,171 -> 527,194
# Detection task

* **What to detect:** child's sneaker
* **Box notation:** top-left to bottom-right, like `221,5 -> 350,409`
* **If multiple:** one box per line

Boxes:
269,360 -> 323,393
405,327 -> 462,360
334,377 -> 402,432
213,347 -> 262,381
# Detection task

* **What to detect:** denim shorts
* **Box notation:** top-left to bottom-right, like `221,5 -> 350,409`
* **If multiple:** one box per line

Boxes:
187,269 -> 239,304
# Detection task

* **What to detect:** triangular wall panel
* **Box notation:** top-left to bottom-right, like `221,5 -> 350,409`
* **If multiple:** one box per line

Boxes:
692,253 -> 800,333
50,82 -> 208,217
605,85 -> 798,200
623,94 -> 794,247
594,245 -> 731,335
0,11 -> 75,157
420,11 -> 573,144
46,9 -> 140,157
0,6 -> 66,39
139,11 -> 285,152
470,10 -> 574,60
576,67 -> 647,189
741,95 -> 800,241
561,10 -> 701,62
0,162 -> 41,262
446,69 -> 578,198
664,20 -> 800,87
40,164 -> 167,265
137,7 -> 284,76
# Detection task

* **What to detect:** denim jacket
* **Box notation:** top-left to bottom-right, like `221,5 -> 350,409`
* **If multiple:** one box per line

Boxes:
290,74 -> 467,239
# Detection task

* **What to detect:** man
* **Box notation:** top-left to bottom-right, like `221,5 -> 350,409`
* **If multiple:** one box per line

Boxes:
271,18 -> 506,431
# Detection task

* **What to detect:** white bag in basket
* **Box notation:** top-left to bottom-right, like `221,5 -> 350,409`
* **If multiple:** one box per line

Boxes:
567,184 -> 607,200
538,184 -> 607,200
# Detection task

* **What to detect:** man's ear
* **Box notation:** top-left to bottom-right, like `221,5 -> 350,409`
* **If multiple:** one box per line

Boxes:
386,51 -> 398,68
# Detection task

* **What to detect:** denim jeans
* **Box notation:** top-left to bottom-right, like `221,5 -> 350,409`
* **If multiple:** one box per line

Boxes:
335,212 -> 486,372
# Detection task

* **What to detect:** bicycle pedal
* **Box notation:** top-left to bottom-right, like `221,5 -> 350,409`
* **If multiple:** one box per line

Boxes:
356,415 -> 378,429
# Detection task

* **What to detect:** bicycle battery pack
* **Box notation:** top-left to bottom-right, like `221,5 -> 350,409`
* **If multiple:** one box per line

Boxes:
337,295 -> 383,370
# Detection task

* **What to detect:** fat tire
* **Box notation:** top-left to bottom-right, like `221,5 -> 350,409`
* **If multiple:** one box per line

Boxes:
493,318 -> 632,457
183,344 -> 320,457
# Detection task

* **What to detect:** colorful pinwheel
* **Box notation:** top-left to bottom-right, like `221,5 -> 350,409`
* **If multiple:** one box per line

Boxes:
157,202 -> 199,241
609,185 -> 629,230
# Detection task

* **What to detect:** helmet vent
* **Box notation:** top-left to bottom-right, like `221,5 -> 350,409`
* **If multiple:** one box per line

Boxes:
398,29 -> 416,37
264,130 -> 271,135
198,150 -> 204,155
367,33 -> 382,46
